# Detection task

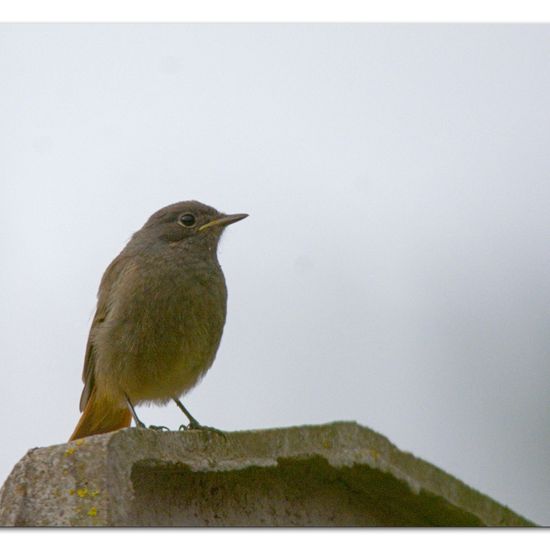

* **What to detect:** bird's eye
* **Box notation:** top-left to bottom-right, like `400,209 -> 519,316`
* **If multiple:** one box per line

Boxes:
178,213 -> 196,227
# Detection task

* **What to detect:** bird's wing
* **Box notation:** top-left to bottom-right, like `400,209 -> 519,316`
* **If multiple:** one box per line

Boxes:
79,252 -> 133,412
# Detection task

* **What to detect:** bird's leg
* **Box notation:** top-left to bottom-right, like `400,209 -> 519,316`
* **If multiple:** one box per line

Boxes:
126,394 -> 145,428
173,399 -> 201,429
125,394 -> 169,432
173,398 -> 226,438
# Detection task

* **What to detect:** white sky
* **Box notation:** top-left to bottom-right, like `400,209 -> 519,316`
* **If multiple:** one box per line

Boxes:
1,24 -> 549,525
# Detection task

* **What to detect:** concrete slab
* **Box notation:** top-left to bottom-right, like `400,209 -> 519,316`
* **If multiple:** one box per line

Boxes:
0,422 -> 534,526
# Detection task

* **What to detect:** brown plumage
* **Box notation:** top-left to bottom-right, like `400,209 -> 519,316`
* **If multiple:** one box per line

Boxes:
69,201 -> 247,441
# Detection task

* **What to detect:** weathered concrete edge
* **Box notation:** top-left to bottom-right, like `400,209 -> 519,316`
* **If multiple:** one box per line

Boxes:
104,421 -> 536,526
101,422 -> 535,526
0,434 -> 115,526
0,421 -> 536,526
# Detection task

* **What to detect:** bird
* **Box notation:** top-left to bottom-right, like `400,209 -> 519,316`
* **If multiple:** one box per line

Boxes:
69,200 -> 248,441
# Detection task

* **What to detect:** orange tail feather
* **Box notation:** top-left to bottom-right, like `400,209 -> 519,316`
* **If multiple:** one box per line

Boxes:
69,387 -> 132,441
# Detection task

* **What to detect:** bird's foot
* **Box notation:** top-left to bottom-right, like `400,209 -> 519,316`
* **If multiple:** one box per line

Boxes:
147,425 -> 170,432
178,422 -> 226,439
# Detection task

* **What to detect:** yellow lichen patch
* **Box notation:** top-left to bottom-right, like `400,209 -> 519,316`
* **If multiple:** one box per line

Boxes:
64,447 -> 76,457
87,507 -> 98,517
69,489 -> 75,495
75,439 -> 85,446
90,489 -> 100,497
77,487 -> 89,498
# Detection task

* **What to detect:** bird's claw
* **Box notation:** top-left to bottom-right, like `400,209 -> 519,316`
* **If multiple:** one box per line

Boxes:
147,425 -> 170,432
178,423 -> 227,439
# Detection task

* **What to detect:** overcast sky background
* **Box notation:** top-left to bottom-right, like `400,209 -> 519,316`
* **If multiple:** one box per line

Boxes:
1,24 -> 549,525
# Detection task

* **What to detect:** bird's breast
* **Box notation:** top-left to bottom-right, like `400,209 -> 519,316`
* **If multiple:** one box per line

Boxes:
95,256 -> 228,403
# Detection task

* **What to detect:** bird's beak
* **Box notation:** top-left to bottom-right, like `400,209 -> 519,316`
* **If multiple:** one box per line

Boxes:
198,213 -> 249,232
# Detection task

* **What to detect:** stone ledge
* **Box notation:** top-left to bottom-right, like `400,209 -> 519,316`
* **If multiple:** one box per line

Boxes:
0,422 -> 534,526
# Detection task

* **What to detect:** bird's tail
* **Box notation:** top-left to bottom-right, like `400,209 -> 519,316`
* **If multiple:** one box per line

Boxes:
69,387 -> 132,441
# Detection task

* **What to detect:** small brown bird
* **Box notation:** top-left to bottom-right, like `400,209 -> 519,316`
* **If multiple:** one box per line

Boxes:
70,201 -> 248,441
